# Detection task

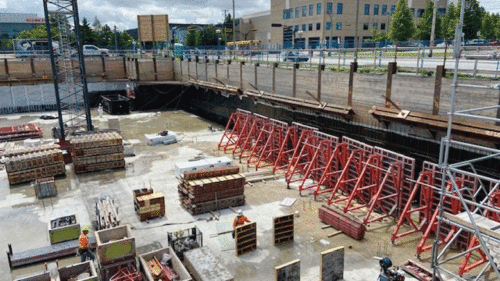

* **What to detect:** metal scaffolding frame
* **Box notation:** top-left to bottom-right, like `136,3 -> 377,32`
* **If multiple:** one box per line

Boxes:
43,0 -> 92,140
431,2 -> 500,280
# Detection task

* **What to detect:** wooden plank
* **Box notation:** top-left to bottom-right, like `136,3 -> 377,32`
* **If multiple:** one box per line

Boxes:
443,212 -> 500,240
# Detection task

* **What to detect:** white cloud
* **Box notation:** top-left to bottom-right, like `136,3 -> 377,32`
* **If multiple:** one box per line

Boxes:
0,0 -> 6,9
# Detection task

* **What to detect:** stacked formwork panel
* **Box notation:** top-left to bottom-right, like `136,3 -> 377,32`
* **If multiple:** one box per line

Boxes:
218,109 -> 253,153
246,118 -> 288,170
234,114 -> 268,161
178,167 -> 245,215
70,132 -> 125,174
5,145 -> 65,185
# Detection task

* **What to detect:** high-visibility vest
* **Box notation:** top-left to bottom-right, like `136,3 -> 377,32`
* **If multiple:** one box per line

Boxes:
79,234 -> 89,249
233,216 -> 250,228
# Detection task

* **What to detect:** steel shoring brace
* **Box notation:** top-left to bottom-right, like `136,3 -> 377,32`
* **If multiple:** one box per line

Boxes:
458,191 -> 500,276
273,125 -> 300,173
230,114 -> 255,157
248,119 -> 287,170
297,140 -> 336,195
392,171 -> 434,244
416,179 -> 463,258
284,130 -> 314,184
218,110 -> 252,152
307,143 -> 348,198
235,114 -> 267,160
327,149 -> 366,205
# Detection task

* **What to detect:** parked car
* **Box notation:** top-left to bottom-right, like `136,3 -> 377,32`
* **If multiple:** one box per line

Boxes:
82,45 -> 110,57
491,41 -> 500,47
282,51 -> 309,62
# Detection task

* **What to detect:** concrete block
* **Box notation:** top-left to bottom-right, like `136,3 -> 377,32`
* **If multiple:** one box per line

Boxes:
184,247 -> 233,281
320,246 -> 344,281
275,259 -> 300,281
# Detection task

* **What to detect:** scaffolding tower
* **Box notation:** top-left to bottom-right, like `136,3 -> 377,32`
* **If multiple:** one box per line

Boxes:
432,1 -> 500,280
43,0 -> 92,140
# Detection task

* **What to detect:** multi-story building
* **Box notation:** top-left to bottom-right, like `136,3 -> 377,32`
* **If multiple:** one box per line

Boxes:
0,13 -> 45,39
258,0 -> 449,48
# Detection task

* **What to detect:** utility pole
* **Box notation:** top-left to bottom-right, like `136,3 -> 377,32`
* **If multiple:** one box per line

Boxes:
429,0 -> 438,57
232,0 -> 236,43
354,0 -> 360,62
223,9 -> 229,45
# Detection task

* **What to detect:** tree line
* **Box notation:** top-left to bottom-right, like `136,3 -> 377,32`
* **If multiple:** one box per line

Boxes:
0,16 -> 134,50
383,0 -> 499,44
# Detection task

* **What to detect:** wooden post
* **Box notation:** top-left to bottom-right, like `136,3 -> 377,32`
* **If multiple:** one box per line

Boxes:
318,64 -> 324,102
254,63 -> 258,89
123,57 -> 127,78
292,63 -> 298,98
4,59 -> 10,79
187,58 -> 191,79
240,61 -> 244,89
205,59 -> 208,81
433,65 -> 445,115
272,63 -> 277,93
227,60 -> 230,79
347,62 -> 357,107
180,58 -> 183,81
215,60 -> 218,78
135,58 -> 141,81
373,49 -> 377,71
496,88 -> 500,126
153,57 -> 158,81
385,62 -> 397,108
473,59 -> 478,78
195,57 -> 199,80
171,57 -> 176,81
101,56 -> 106,80
30,57 -> 35,82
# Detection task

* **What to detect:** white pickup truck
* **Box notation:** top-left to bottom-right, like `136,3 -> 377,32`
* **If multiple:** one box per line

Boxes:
82,45 -> 110,57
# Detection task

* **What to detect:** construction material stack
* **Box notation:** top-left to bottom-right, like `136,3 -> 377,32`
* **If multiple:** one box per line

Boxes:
96,196 -> 120,230
4,144 -> 65,185
0,123 -> 43,142
95,225 -> 137,280
133,188 -> 165,221
70,132 -> 125,174
177,166 -> 245,215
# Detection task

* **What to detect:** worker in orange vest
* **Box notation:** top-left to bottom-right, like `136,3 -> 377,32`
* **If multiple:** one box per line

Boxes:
232,210 -> 250,238
79,226 -> 95,262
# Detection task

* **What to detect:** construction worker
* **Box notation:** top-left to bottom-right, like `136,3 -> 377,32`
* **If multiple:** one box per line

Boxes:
79,226 -> 95,262
232,210 -> 250,238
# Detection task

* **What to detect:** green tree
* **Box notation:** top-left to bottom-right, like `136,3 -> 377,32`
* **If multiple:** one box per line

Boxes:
497,17 -> 500,39
389,0 -> 417,43
117,31 -> 134,48
459,0 -> 484,40
481,13 -> 496,39
79,18 -> 96,45
99,24 -> 113,47
17,25 -> 49,39
195,30 -> 203,46
441,2 -> 459,39
199,25 -> 218,46
0,39 -> 13,50
92,17 -> 102,33
185,30 -> 197,46
366,28 -> 388,42
415,0 -> 442,40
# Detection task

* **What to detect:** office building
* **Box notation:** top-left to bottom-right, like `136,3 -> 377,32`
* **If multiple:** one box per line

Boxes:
0,13 -> 45,39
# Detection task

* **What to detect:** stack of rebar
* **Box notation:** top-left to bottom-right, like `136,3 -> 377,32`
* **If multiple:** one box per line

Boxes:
96,196 -> 120,230
4,145 -> 65,185
178,167 -> 245,215
70,132 -> 125,174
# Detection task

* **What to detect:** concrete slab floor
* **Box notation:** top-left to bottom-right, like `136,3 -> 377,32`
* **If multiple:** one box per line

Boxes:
0,109 -> 492,280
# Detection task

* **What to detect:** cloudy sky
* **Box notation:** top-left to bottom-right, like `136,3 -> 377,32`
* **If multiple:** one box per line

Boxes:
1,0 -> 498,30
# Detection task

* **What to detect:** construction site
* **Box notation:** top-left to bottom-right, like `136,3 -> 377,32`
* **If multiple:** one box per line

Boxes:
1,1 -> 500,281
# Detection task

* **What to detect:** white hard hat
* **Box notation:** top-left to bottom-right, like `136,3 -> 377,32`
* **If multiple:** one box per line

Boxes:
237,210 -> 243,216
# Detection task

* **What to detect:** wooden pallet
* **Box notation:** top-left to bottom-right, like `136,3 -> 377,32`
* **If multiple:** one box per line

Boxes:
72,145 -> 124,157
181,195 -> 245,215
7,162 -> 66,185
178,185 -> 245,204
134,192 -> 165,221
274,214 -> 294,246
235,222 -> 257,256
74,159 -> 125,174
72,152 -> 124,166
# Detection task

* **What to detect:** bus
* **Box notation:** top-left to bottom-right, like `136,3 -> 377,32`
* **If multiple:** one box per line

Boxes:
226,40 -> 261,51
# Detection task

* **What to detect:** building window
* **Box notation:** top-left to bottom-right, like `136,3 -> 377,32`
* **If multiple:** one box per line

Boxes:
295,7 -> 300,18
309,23 -> 313,31
309,5 -> 313,16
373,22 -> 378,29
302,24 -> 306,31
381,23 -> 386,30
302,6 -> 307,17
283,9 -> 293,20
382,5 -> 388,15
364,4 -> 370,15
327,3 -> 333,14
337,3 -> 343,15
336,22 -> 342,30
317,3 -> 322,15
295,25 -> 299,32
326,22 -> 332,31
374,5 -> 379,15
390,5 -> 395,15
438,8 -> 446,15
363,23 -> 369,30
316,23 -> 321,30
417,9 -> 425,18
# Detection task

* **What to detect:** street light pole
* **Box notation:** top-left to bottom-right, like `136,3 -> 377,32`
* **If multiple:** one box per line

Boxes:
232,0 -> 236,43
429,0 -> 438,57
354,0 -> 360,62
